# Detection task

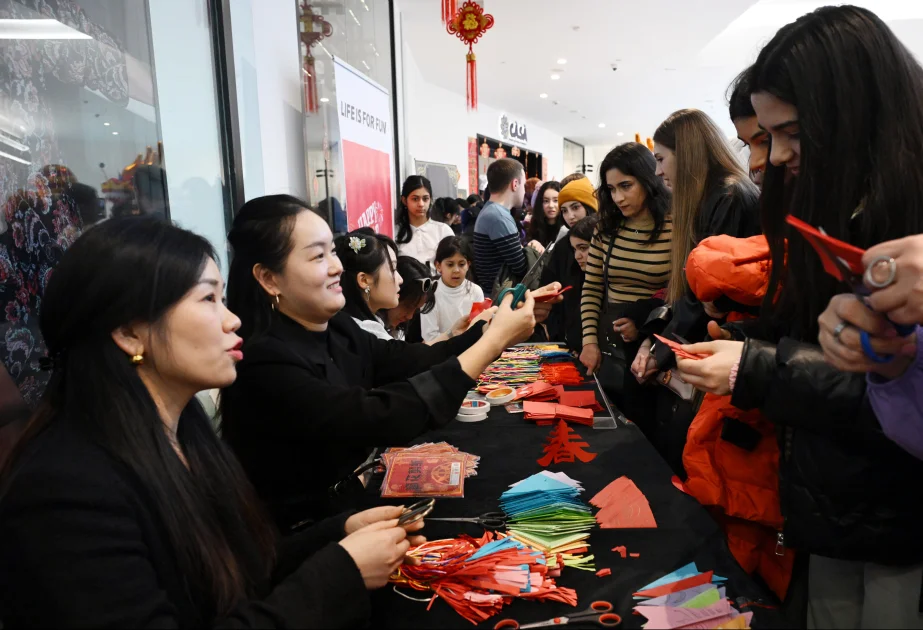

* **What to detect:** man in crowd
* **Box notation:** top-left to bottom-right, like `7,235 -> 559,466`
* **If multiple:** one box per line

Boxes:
473,158 -> 529,295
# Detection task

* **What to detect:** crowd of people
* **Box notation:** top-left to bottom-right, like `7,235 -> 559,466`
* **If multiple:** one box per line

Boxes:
0,4 -> 921,628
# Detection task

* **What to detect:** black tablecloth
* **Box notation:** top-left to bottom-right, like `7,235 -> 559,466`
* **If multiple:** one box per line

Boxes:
369,377 -> 789,629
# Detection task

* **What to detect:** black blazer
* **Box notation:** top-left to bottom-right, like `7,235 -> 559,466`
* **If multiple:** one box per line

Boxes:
222,311 -> 482,529
0,417 -> 369,628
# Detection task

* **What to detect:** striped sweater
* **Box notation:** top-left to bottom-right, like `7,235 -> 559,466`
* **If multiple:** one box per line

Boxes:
472,202 -> 528,294
581,215 -> 673,346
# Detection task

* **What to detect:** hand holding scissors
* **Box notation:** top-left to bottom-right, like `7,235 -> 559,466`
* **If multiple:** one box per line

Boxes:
425,511 -> 507,531
493,600 -> 622,629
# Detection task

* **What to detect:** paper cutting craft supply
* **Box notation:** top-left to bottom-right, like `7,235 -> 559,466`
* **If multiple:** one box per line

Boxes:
537,420 -> 597,465
469,298 -> 493,320
533,284 -> 573,303
631,563 -> 748,630
540,362 -> 584,385
596,568 -> 612,578
514,381 -> 560,402
457,410 -> 488,422
382,453 -> 467,498
427,511 -> 507,531
486,387 -> 516,405
500,471 -> 597,572
629,553 -> 640,558
459,399 -> 490,415
493,600 -> 621,630
478,347 -> 542,392
559,389 -> 604,411
390,530 -> 578,625
398,498 -> 436,527
590,476 -> 657,528
381,443 -> 480,478
653,334 -> 708,361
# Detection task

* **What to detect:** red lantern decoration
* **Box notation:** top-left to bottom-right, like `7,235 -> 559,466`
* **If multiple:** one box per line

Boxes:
299,3 -> 333,114
447,1 -> 494,110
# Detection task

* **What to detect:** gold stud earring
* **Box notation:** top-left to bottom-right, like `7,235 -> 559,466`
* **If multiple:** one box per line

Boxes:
131,353 -> 144,366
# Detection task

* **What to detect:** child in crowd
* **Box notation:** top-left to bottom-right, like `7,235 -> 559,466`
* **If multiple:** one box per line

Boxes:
422,236 -> 484,342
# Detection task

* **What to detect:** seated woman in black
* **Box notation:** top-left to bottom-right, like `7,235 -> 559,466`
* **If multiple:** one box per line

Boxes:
220,195 -> 537,530
0,217 -> 422,627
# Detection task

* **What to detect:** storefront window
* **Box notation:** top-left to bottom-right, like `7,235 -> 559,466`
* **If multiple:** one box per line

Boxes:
0,0 -> 227,407
298,0 -> 395,232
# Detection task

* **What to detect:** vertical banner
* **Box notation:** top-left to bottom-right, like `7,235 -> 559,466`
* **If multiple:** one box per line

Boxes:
467,137 -> 478,195
333,58 -> 394,236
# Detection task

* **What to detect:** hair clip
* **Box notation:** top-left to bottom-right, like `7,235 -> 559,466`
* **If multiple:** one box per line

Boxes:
348,236 -> 366,254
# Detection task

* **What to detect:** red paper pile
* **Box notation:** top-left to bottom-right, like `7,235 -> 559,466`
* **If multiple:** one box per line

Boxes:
540,363 -> 584,385
380,443 -> 479,499
559,390 -> 604,412
537,420 -> 597,465
391,531 -> 578,625
523,401 -> 594,426
514,381 -> 563,402
589,476 -> 658,529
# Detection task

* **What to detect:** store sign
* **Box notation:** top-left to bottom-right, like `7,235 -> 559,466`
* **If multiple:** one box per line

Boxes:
334,58 -> 394,236
499,114 -> 528,145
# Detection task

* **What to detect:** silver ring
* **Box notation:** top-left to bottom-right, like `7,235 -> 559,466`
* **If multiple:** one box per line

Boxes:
833,321 -> 849,344
864,255 -> 897,289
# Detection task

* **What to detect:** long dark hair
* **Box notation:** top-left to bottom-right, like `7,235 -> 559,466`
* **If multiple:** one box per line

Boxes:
597,143 -> 670,244
395,175 -> 433,244
227,195 -> 310,341
527,181 -> 562,245
334,227 -> 398,321
752,5 -> 923,339
395,255 -> 436,317
1,217 -> 276,619
728,65 -> 756,121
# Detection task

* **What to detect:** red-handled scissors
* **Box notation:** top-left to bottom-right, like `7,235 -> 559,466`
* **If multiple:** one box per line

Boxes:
493,601 -> 622,629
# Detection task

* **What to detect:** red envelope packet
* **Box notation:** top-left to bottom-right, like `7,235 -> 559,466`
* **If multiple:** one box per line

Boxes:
381,453 -> 466,498
786,215 -> 865,281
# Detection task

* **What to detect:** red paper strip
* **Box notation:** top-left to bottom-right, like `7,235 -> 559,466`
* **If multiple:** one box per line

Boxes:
534,285 -> 572,303
540,363 -> 584,386
537,420 -> 597,466
612,546 -> 628,559
596,568 -> 612,577
629,553 -> 640,558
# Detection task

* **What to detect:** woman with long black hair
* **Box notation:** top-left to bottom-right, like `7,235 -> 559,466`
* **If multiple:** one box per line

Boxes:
221,196 -> 537,528
0,217 -> 423,627
675,7 -> 923,627
394,175 -> 454,268
526,181 -> 563,246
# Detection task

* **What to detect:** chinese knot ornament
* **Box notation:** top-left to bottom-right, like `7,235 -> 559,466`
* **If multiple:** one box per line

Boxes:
446,1 -> 494,110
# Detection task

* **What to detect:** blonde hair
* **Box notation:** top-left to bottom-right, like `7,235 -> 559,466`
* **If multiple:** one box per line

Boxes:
654,109 -> 753,303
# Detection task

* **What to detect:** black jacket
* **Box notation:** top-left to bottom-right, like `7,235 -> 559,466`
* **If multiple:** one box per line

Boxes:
222,311 -> 481,529
732,338 -> 923,564
0,417 -> 369,628
540,237 -> 583,350
664,179 -> 761,344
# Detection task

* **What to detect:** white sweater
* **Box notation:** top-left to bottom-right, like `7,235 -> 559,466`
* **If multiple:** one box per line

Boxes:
421,279 -> 484,342
398,220 -> 455,268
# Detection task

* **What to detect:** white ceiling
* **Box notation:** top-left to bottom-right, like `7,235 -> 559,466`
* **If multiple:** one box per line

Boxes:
400,0 -> 923,146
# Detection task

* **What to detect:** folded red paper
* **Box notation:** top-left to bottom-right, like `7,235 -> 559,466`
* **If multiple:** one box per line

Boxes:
469,298 -> 493,320
515,381 -> 560,402
590,476 -> 658,529
559,390 -> 604,412
786,215 -> 865,280
522,401 -> 594,426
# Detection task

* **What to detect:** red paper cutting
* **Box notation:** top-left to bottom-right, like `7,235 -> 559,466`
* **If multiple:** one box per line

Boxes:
654,334 -> 708,361
534,285 -> 573,303
596,568 -> 612,577
537,420 -> 597,466
786,215 -> 865,281
629,553 -> 641,558
590,476 -> 658,529
633,570 -> 714,598
469,298 -> 493,320
612,546 -> 627,559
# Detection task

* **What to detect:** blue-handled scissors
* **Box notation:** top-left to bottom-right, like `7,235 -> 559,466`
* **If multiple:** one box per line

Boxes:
493,600 -> 622,629
496,242 -> 556,307
425,511 -> 507,531
813,232 -> 915,363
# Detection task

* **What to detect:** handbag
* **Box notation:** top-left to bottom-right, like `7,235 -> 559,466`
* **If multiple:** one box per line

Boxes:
650,333 -> 701,404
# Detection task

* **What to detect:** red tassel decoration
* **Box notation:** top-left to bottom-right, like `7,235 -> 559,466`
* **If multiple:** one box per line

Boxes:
304,55 -> 318,114
466,51 -> 477,110
442,0 -> 457,25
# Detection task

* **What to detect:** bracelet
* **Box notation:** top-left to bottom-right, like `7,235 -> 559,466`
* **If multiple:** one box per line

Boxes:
728,357 -> 742,392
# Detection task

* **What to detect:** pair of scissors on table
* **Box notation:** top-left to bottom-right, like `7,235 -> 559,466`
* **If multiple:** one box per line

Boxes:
426,511 -> 507,531
813,231 -> 915,363
493,600 -> 622,629
496,242 -> 556,306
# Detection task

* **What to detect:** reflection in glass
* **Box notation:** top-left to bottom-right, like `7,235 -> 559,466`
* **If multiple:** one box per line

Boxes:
0,0 -> 164,406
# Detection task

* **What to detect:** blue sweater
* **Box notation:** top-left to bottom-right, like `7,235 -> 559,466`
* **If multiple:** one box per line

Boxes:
473,201 -> 527,294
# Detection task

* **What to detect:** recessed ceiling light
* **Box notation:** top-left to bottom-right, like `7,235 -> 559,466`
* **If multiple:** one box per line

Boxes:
557,58 -> 567,65
617,132 -> 624,137
598,123 -> 606,128
112,131 -> 119,135
320,97 -> 329,103
550,74 -> 560,80
103,122 -> 110,126
539,93 -> 548,99
0,18 -> 91,40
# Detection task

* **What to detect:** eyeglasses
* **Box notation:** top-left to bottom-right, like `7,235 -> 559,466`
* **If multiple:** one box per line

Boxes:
415,277 -> 434,293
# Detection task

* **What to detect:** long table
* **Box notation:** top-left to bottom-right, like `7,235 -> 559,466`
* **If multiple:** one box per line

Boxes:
370,364 -> 790,629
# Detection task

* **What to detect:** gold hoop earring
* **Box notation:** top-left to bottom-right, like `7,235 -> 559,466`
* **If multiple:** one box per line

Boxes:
364,286 -> 371,300
131,353 -> 144,366
271,294 -> 280,311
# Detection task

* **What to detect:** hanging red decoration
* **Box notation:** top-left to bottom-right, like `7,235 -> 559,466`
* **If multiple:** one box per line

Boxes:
299,3 -> 333,114
441,0 -> 457,26
447,1 -> 494,110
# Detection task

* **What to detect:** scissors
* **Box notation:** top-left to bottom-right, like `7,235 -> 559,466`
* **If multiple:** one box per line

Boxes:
813,231 -> 915,363
397,498 -> 435,528
493,600 -> 622,629
496,242 -> 556,307
425,511 -> 507,530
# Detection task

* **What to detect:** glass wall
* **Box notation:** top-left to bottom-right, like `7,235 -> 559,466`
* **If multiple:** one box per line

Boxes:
298,0 -> 394,229
0,0 -> 228,408
562,138 -> 586,179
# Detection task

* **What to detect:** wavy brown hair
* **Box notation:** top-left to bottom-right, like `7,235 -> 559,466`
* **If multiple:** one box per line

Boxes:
654,109 -> 753,303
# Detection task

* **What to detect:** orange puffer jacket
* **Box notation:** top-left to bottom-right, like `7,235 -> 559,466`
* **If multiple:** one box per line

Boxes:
682,234 -> 794,601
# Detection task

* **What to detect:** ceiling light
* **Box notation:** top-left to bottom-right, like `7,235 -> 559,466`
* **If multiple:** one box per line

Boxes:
557,58 -> 567,65
320,97 -> 329,103
617,132 -> 624,137
348,9 -> 361,26
598,123 -> 606,128
112,131 -> 118,135
103,122 -> 110,126
0,18 -> 91,40
0,149 -> 29,165
550,74 -> 560,80
539,93 -> 548,99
